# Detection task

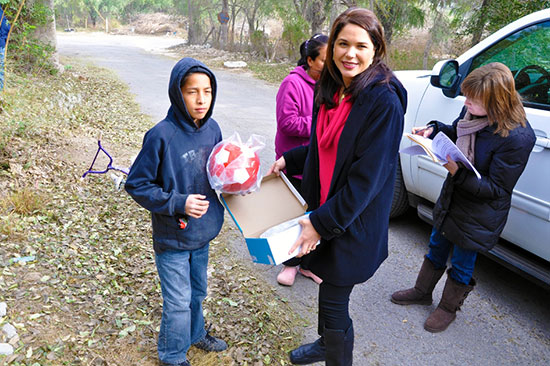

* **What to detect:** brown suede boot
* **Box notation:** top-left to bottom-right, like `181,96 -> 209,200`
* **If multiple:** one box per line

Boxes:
391,256 -> 445,305
424,271 -> 475,333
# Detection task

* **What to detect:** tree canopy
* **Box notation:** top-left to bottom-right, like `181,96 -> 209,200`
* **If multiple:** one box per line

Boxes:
2,0 -> 548,71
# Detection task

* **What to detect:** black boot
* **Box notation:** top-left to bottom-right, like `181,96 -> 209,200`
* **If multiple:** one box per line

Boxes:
325,322 -> 354,366
289,337 -> 325,365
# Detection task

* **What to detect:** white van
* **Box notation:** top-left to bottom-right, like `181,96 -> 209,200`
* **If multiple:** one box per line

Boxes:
393,9 -> 550,285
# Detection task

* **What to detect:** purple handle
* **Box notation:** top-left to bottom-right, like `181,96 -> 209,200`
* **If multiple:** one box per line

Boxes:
82,140 -> 129,178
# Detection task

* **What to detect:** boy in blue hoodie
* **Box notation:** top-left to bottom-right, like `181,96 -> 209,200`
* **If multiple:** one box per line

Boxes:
125,58 -> 226,366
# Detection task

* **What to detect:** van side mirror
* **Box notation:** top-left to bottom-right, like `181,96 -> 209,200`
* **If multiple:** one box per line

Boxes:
430,60 -> 461,98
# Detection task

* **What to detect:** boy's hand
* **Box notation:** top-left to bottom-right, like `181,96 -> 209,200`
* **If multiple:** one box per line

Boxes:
267,156 -> 286,177
185,194 -> 209,218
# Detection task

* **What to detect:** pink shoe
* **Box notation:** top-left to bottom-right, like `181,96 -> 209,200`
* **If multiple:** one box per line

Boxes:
277,266 -> 299,286
299,268 -> 323,284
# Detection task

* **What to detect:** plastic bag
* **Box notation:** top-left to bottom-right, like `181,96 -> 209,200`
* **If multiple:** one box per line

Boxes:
207,132 -> 265,194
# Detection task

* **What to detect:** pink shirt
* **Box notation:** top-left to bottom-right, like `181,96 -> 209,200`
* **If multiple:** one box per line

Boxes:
317,93 -> 352,205
275,66 -> 316,159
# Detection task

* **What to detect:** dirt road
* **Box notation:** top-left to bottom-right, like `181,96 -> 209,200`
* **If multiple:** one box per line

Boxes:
57,31 -> 550,366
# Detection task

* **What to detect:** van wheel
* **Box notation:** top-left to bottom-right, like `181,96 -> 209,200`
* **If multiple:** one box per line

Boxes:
390,161 -> 409,218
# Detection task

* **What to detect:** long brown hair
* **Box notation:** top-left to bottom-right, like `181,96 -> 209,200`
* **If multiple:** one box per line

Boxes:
315,7 -> 393,109
461,62 -> 526,137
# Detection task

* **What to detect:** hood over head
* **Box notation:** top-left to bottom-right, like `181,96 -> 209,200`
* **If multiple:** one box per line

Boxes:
290,65 -> 316,85
166,57 -> 217,130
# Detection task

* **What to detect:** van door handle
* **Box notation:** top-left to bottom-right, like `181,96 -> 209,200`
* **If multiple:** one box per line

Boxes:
535,136 -> 550,149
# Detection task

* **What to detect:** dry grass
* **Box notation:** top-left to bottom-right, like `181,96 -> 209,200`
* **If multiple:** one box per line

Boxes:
2,187 -> 47,216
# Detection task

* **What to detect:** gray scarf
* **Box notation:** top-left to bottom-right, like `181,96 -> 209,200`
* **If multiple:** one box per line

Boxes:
456,112 -> 489,163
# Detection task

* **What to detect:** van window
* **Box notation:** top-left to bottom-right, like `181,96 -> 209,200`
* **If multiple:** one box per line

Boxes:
470,20 -> 550,108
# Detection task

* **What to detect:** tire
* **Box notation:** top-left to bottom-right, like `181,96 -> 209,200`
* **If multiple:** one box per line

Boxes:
390,159 -> 409,218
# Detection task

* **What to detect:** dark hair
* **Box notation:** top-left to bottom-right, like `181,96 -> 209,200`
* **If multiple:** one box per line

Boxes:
315,8 -> 393,109
180,69 -> 211,89
297,33 -> 329,69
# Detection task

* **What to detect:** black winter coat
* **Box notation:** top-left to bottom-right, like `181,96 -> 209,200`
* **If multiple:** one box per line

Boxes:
284,75 -> 407,286
431,109 -> 536,253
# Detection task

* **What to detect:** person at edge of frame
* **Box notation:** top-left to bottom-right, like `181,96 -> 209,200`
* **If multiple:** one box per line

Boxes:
0,6 -> 11,91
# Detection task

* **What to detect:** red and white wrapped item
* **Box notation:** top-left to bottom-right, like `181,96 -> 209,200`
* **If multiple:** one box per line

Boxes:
207,133 -> 265,194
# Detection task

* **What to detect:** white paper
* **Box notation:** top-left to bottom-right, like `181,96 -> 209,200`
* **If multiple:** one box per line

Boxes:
432,132 -> 481,179
400,132 -> 481,179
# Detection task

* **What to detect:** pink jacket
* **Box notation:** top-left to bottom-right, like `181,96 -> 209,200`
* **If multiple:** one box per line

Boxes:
275,66 -> 316,159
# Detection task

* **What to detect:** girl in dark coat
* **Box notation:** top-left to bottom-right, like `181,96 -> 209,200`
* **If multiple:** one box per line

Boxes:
269,8 -> 406,365
391,62 -> 536,333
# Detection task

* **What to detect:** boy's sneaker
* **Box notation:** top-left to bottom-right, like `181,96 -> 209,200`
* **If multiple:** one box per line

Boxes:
194,332 -> 228,352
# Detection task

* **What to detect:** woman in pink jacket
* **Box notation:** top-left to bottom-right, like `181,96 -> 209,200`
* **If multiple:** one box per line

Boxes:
275,33 -> 328,286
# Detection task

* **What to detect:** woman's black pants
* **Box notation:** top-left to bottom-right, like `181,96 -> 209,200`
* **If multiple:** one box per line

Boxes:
318,281 -> 354,334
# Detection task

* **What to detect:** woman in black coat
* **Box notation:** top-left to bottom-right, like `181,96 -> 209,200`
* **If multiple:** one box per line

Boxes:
269,8 -> 406,365
391,62 -> 536,333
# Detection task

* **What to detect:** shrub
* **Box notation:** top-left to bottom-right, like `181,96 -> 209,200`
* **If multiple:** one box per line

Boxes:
3,0 -> 58,75
281,15 -> 309,62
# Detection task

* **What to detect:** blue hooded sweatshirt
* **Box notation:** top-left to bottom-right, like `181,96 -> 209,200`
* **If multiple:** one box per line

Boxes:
125,58 -> 224,253
1,7 -> 10,48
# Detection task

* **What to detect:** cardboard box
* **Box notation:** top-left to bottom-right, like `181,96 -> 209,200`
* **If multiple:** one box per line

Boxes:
221,173 -> 308,265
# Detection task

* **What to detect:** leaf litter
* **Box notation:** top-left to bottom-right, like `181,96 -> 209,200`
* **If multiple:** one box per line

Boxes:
0,58 -> 305,365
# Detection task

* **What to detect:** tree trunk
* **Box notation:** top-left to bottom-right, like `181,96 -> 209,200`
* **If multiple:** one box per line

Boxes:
239,16 -> 246,47
219,0 -> 229,50
295,0 -> 328,35
307,0 -> 326,35
229,3 -> 238,50
471,0 -> 490,46
423,8 -> 443,70
89,5 -> 97,27
187,0 -> 201,45
422,34 -> 433,70
374,1 -> 397,46
245,0 -> 262,39
329,0 -> 344,32
30,0 -> 62,71
203,27 -> 215,45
